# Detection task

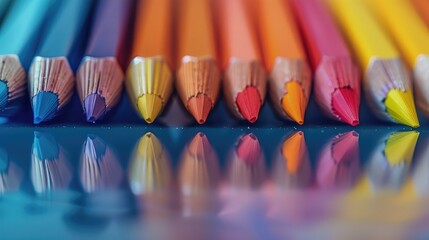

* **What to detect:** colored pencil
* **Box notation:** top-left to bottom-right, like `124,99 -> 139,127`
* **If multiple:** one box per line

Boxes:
0,0 -> 11,21
29,0 -> 93,124
272,131 -> 311,189
178,132 -> 220,216
411,0 -> 429,28
328,0 -> 420,128
0,148 -> 22,193
316,131 -> 360,189
368,0 -> 429,117
227,133 -> 266,189
0,0 -> 52,116
129,132 -> 172,195
176,0 -> 221,124
290,0 -> 360,126
77,0 -> 133,122
255,0 -> 311,124
216,0 -> 266,123
80,135 -> 122,193
366,131 -> 419,190
31,131 -> 71,194
126,0 -> 173,124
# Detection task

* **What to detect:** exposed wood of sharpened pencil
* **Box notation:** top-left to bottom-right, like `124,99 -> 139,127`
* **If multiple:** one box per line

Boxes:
176,0 -> 220,124
29,0 -> 93,124
77,0 -> 133,123
126,0 -> 173,124
328,0 -> 420,128
255,0 -> 311,124
368,0 -> 429,118
215,0 -> 266,123
0,0 -> 52,116
290,0 -> 360,126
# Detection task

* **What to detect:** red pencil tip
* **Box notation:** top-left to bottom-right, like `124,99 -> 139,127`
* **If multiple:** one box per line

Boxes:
236,87 -> 262,123
236,133 -> 262,164
332,88 -> 359,126
187,94 -> 213,124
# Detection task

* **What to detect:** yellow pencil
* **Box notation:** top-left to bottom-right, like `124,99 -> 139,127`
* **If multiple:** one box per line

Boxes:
327,0 -> 420,128
367,0 -> 429,118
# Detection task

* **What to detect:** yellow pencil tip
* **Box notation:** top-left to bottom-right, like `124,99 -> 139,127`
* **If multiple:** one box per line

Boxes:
281,82 -> 307,125
385,89 -> 420,128
137,94 -> 163,124
282,131 -> 306,174
384,131 -> 419,166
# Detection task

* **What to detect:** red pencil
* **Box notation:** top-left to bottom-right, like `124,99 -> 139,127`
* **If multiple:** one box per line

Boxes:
290,0 -> 360,126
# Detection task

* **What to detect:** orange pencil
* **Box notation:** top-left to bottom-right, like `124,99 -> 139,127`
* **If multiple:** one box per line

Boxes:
255,0 -> 311,125
411,0 -> 429,27
176,0 -> 221,124
216,0 -> 267,123
126,0 -> 173,123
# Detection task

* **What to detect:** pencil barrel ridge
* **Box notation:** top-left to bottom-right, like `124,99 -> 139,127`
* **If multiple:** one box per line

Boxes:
414,55 -> 429,117
223,60 -> 266,119
77,57 -> 124,120
126,56 -> 173,122
177,56 -> 220,109
269,58 -> 311,120
314,56 -> 360,123
365,58 -> 413,122
0,55 -> 26,115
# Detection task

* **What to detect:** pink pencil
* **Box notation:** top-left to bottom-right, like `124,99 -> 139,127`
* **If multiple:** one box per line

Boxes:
290,0 -> 360,126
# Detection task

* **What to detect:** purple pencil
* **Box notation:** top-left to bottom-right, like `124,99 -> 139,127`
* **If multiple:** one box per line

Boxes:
76,0 -> 133,123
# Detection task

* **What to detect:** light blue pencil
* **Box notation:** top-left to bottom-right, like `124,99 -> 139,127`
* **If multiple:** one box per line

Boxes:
0,0 -> 53,116
29,0 -> 94,124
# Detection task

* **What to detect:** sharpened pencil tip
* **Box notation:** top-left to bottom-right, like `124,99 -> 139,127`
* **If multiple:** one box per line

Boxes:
84,93 -> 107,123
385,89 -> 420,128
0,81 -> 8,111
282,82 -> 307,125
187,94 -> 213,124
332,88 -> 360,126
137,94 -> 163,124
236,133 -> 261,164
32,92 -> 59,124
384,131 -> 419,166
236,87 -> 262,123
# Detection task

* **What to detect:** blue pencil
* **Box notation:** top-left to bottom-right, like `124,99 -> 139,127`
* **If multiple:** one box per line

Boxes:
76,0 -> 134,123
29,0 -> 94,124
0,0 -> 53,116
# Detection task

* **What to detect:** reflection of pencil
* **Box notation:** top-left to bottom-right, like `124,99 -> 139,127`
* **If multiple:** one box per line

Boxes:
291,0 -> 360,126
216,0 -> 266,123
328,0 -> 420,127
255,0 -> 311,125
176,0 -> 220,124
0,0 -> 52,116
411,0 -> 429,28
77,0 -> 133,123
368,0 -> 429,118
29,0 -> 93,124
126,0 -> 173,124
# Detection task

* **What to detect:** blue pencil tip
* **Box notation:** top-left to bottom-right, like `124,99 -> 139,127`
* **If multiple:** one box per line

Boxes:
32,92 -> 59,124
33,131 -> 59,160
0,81 -> 9,111
84,93 -> 106,123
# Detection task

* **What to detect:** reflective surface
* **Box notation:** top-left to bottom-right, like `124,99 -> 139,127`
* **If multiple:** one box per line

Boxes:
1,126 -> 429,239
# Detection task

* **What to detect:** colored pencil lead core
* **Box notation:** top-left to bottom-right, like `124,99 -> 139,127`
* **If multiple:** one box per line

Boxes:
32,92 -> 59,124
281,82 -> 307,125
84,93 -> 107,123
236,86 -> 262,123
187,94 -> 212,124
282,131 -> 305,174
385,89 -> 420,128
236,133 -> 261,164
137,94 -> 163,124
332,88 -> 360,126
0,81 -> 8,111
384,131 -> 419,166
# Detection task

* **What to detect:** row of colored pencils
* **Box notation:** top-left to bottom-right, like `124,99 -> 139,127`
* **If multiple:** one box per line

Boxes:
0,0 -> 428,127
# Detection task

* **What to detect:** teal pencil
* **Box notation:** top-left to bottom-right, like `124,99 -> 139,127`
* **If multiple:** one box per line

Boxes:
0,0 -> 11,22
29,0 -> 94,124
0,0 -> 53,116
